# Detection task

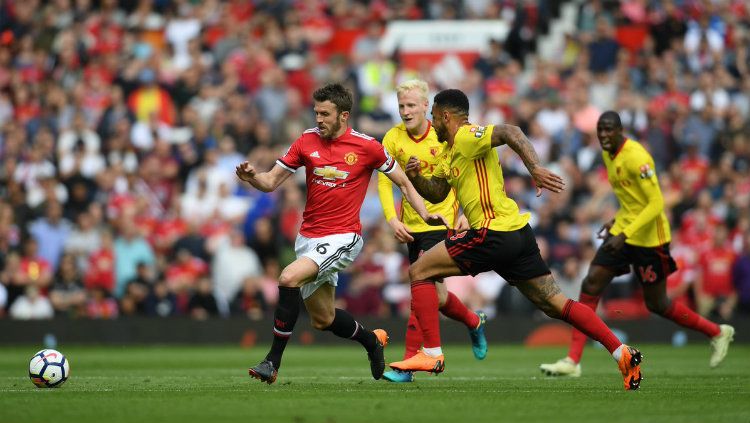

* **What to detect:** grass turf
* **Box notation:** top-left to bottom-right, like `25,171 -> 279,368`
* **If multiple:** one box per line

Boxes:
0,343 -> 748,423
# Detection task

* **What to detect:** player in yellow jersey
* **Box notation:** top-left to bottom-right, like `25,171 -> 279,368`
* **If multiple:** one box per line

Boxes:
377,80 -> 487,383
540,111 -> 735,378
390,89 -> 644,390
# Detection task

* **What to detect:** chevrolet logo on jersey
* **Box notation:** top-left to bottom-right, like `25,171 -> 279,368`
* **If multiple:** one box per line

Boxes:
313,166 -> 349,181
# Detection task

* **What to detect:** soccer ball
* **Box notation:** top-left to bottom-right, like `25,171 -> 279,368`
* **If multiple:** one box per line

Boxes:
28,349 -> 70,388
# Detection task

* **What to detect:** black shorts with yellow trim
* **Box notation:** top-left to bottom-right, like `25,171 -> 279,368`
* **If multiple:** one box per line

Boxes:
407,230 -> 448,264
591,242 -> 677,284
444,224 -> 550,283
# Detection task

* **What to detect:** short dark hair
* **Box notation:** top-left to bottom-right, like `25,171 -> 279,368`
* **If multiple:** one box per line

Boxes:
598,110 -> 622,128
433,89 -> 470,116
312,83 -> 353,113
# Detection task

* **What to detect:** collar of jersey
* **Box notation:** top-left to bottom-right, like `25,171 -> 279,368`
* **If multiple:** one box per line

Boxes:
407,120 -> 431,143
610,138 -> 629,159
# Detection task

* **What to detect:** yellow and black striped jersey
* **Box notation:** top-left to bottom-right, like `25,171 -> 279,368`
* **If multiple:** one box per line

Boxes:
377,122 -> 459,232
604,139 -> 671,247
433,124 -> 529,232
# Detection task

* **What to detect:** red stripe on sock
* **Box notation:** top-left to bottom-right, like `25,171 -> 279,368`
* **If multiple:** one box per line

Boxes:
561,299 -> 573,320
439,292 -> 480,329
568,293 -> 600,363
663,301 -> 721,337
562,299 -> 621,354
411,280 -> 441,348
404,312 -> 422,359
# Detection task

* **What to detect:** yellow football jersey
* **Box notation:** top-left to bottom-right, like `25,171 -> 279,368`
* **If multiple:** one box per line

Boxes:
377,122 -> 459,232
604,139 -> 671,247
433,124 -> 529,232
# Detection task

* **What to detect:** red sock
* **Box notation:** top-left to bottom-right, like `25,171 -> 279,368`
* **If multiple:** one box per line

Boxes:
403,312 -> 422,359
567,293 -> 600,363
411,280 -> 441,348
663,301 -> 721,337
439,292 -> 480,329
561,299 -> 621,354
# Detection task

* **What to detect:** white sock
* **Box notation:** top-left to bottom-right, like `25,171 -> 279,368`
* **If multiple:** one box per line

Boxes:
422,346 -> 443,357
612,344 -> 624,362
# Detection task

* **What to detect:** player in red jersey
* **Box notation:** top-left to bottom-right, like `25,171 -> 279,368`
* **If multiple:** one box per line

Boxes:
236,83 -> 448,384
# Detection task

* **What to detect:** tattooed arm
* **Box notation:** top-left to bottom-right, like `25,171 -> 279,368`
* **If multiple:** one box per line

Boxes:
491,124 -> 542,173
491,124 -> 565,196
385,163 -> 450,227
404,156 -> 451,204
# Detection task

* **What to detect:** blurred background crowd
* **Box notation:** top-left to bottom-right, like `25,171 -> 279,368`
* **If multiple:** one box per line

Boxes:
0,0 -> 749,323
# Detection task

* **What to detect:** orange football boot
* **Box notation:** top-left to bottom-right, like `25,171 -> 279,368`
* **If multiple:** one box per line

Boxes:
373,329 -> 389,348
368,329 -> 389,380
617,345 -> 643,390
389,350 -> 445,374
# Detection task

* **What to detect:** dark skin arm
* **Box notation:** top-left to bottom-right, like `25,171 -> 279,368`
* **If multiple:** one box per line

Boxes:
602,233 -> 627,252
598,219 -> 626,251
404,157 -> 451,203
597,219 -> 616,240
491,124 -> 565,196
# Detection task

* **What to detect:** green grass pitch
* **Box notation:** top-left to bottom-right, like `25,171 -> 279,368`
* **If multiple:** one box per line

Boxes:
1,344 -> 748,423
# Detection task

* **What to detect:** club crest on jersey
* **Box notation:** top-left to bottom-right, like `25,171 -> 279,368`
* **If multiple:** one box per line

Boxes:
344,152 -> 358,165
313,166 -> 350,181
639,163 -> 654,179
430,147 -> 439,157
470,126 -> 486,138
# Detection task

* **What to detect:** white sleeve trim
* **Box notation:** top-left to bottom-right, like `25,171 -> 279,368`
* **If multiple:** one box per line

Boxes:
377,152 -> 396,174
276,159 -> 297,173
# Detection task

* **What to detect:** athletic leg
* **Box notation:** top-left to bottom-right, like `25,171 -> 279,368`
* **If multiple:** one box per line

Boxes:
517,274 -> 642,390
642,279 -> 732,367
567,265 -> 617,363
643,279 -> 720,337
249,257 -> 318,384
389,241 -> 463,373
305,284 -> 389,379
437,281 -> 481,330
408,241 -> 464,353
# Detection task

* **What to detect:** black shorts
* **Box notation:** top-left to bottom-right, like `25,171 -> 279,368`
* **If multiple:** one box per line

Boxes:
444,224 -> 550,283
407,230 -> 447,264
591,242 -> 677,284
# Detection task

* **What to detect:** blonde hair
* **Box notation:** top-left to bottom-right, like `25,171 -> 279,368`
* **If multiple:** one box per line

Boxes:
396,79 -> 429,102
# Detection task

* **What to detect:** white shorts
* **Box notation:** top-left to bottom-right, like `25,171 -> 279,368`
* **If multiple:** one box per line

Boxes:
295,232 -> 364,299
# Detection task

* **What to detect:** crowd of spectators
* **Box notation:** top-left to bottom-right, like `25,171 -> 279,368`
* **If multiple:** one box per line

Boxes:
0,0 -> 749,324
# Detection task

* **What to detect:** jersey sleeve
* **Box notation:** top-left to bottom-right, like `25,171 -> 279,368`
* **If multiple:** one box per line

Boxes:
276,135 -> 305,172
431,153 -> 449,179
454,124 -> 494,160
370,140 -> 396,174
377,133 -> 398,221
622,151 -> 665,239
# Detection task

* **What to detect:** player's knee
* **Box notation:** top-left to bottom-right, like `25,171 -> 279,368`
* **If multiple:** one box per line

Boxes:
540,302 -> 562,319
581,275 -> 600,294
408,263 -> 427,282
278,272 -> 299,288
436,286 -> 448,307
310,313 -> 333,330
645,296 -> 668,314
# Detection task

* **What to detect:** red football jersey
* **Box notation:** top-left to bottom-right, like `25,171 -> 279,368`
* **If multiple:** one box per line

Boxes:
277,127 -> 395,237
698,247 -> 736,297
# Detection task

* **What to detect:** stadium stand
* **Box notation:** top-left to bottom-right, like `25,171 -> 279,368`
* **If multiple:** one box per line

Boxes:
0,0 -> 748,326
